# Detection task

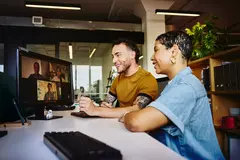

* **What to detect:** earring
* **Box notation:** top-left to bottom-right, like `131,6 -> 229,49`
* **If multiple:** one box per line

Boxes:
170,58 -> 176,64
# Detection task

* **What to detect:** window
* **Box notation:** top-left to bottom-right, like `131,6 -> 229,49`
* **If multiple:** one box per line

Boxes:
72,65 -> 102,93
0,65 -> 3,72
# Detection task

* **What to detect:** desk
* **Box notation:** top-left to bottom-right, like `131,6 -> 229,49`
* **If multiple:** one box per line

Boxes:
0,110 -> 184,160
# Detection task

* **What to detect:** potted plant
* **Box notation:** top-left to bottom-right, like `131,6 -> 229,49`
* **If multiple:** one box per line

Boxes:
185,16 -> 220,60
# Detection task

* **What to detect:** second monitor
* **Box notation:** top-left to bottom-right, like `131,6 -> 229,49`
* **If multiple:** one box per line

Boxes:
17,47 -> 74,120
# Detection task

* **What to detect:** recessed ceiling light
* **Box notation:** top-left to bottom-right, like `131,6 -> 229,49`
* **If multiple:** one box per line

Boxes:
25,1 -> 81,10
155,9 -> 200,17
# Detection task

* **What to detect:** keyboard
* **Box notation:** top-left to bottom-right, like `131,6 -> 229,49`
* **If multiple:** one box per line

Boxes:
46,105 -> 75,111
44,131 -> 122,160
0,131 -> 8,138
71,111 -> 99,118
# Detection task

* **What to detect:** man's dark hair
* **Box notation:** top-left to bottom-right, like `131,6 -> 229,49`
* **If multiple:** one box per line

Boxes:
156,31 -> 193,60
34,62 -> 39,67
113,38 -> 140,63
47,83 -> 52,87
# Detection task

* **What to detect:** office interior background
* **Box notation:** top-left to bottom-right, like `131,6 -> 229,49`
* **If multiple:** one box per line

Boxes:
0,0 -> 239,159
0,0 -> 239,101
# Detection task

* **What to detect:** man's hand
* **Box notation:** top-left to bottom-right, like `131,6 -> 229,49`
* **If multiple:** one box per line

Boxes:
101,102 -> 113,108
79,97 -> 96,116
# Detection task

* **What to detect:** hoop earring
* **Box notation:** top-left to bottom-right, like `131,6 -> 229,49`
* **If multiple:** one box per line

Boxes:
170,58 -> 176,64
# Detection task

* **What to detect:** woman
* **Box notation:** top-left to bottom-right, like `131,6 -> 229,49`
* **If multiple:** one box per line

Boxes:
121,31 -> 224,160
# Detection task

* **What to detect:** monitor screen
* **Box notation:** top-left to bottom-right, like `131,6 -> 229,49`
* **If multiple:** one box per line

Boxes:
17,48 -> 73,107
156,77 -> 169,97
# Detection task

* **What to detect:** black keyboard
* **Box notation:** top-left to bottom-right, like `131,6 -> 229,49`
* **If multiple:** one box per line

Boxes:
44,131 -> 122,160
0,131 -> 8,138
46,105 -> 75,111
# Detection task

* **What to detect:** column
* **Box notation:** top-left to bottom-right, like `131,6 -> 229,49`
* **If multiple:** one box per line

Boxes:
134,0 -> 174,78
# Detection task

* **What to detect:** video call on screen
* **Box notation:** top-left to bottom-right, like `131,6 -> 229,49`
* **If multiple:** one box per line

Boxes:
20,56 -> 71,104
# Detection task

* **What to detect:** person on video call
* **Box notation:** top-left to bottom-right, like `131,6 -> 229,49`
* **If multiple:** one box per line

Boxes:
52,67 -> 66,82
79,38 -> 158,119
28,62 -> 45,80
44,83 -> 55,101
121,31 -> 224,160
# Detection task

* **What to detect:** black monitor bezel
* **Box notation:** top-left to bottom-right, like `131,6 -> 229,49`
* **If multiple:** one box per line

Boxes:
16,47 -> 74,106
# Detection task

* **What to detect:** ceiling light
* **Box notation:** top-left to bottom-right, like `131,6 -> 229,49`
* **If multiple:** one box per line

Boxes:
69,44 -> 73,59
89,48 -> 96,58
155,9 -> 200,17
25,1 -> 81,10
139,56 -> 143,60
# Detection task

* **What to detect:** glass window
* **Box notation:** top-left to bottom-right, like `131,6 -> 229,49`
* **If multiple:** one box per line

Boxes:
76,65 -> 89,91
72,65 -> 103,101
0,65 -> 3,72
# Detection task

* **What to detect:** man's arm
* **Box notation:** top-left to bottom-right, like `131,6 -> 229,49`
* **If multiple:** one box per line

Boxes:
133,94 -> 152,109
79,95 -> 152,118
104,93 -> 117,104
100,93 -> 117,108
124,106 -> 169,132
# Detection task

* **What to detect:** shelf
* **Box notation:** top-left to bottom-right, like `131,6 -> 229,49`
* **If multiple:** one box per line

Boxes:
188,46 -> 240,68
215,125 -> 240,137
210,91 -> 240,95
212,46 -> 240,61
188,56 -> 210,68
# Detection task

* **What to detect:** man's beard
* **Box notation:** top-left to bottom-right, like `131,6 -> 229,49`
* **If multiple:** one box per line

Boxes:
117,62 -> 131,74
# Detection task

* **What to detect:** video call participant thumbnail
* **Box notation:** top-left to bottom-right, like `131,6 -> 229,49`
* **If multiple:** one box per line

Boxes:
44,83 -> 55,101
37,80 -> 58,101
49,63 -> 69,83
28,62 -> 45,80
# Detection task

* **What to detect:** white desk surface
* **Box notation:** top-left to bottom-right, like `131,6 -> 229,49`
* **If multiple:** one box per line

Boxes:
0,109 -> 184,160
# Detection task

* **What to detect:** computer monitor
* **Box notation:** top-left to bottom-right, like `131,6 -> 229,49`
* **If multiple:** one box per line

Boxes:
16,47 -> 74,120
156,77 -> 169,97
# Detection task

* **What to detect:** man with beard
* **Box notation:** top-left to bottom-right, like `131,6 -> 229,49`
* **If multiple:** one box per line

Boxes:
79,38 -> 158,119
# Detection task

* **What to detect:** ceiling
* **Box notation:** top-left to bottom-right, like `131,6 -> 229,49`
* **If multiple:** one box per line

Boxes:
0,0 -> 239,33
166,0 -> 240,33
0,0 -> 141,23
26,43 -> 111,59
0,0 -> 239,49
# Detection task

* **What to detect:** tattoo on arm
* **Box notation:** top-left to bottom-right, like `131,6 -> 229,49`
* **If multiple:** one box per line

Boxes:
133,95 -> 152,109
104,93 -> 117,104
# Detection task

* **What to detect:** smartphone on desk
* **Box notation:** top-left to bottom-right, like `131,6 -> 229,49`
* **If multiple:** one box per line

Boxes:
71,111 -> 99,118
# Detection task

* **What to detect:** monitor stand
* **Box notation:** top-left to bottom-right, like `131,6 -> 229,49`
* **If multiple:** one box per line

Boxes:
28,105 -> 63,120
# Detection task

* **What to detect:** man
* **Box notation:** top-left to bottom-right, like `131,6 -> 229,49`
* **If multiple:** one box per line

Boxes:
79,38 -> 158,118
28,62 -> 45,80
44,83 -> 55,101
122,31 -> 224,160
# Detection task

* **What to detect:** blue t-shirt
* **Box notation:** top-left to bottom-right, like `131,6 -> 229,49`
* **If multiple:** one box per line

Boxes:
148,67 -> 224,160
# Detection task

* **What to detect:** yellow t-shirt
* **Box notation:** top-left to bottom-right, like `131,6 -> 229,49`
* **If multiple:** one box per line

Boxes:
110,67 -> 158,107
